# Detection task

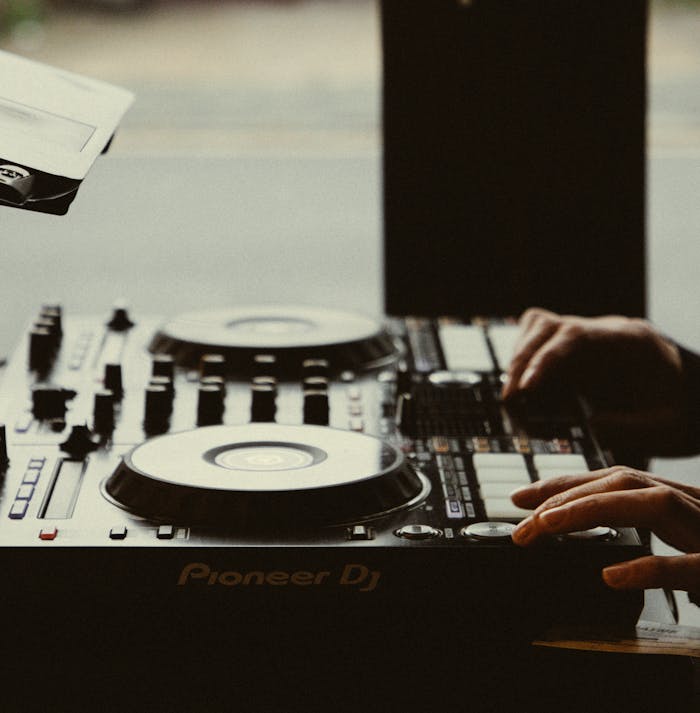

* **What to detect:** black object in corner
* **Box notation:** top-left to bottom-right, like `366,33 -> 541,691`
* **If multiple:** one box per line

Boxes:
382,0 -> 647,318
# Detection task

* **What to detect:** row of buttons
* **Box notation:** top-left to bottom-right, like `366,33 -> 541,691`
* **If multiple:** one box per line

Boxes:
394,523 -> 497,540
428,435 -> 574,456
36,525 -> 181,541
346,385 -> 364,431
67,330 -> 93,371
435,453 -> 476,520
396,522 -> 617,542
110,525 -> 178,540
8,457 -> 46,520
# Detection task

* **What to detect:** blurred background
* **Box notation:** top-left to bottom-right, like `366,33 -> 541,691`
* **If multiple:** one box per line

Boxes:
1,0 -> 699,625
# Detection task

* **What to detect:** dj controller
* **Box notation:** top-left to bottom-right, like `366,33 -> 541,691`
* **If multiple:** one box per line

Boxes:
0,304 -> 647,712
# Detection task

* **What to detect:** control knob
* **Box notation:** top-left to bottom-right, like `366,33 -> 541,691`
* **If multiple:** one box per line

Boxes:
28,327 -> 54,372
32,385 -> 77,421
250,383 -> 276,422
93,389 -> 115,434
303,389 -> 329,426
197,384 -> 225,426
107,304 -> 134,331
60,424 -> 98,458
144,385 -> 171,435
104,363 -> 124,401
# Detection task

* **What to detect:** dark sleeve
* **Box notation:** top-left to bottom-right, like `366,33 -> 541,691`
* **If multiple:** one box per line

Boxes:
677,345 -> 700,452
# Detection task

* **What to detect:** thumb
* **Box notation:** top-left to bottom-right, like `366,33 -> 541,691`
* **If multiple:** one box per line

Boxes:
603,553 -> 700,592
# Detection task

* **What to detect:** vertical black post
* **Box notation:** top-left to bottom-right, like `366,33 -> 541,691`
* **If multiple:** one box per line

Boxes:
382,0 -> 648,318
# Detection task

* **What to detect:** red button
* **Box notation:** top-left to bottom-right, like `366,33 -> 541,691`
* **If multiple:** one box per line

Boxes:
39,527 -> 58,541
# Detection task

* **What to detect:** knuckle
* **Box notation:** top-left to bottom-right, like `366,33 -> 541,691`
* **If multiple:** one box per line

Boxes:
559,322 -> 585,343
521,307 -> 546,322
653,486 -> 684,515
609,469 -> 646,489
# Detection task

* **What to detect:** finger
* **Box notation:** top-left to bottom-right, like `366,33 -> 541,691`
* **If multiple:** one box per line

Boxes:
517,324 -> 586,391
603,553 -> 700,592
503,318 -> 559,398
531,468 -> 657,513
517,307 -> 556,334
513,466 -> 700,512
512,466 -> 654,510
510,472 -> 609,509
530,487 -> 700,552
510,465 -> 700,510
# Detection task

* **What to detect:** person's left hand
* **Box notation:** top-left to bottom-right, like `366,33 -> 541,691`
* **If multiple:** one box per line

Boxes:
510,466 -> 700,593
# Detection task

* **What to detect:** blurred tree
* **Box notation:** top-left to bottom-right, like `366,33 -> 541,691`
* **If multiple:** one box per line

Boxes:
0,0 -> 44,37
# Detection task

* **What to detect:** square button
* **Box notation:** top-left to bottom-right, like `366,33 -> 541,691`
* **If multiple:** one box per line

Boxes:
23,469 -> 41,485
16,484 -> 34,500
157,525 -> 174,540
39,527 -> 58,541
9,501 -> 28,519
109,526 -> 128,540
533,453 -> 588,473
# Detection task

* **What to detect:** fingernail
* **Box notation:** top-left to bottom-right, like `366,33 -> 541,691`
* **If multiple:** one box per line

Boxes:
539,507 -> 566,528
512,516 -> 534,544
602,565 -> 627,588
519,366 -> 536,389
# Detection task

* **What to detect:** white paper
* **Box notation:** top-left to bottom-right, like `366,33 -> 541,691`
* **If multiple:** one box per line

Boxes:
0,50 -> 133,180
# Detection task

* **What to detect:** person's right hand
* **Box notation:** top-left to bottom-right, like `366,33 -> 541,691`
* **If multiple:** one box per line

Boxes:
501,308 -> 684,450
511,466 -> 700,595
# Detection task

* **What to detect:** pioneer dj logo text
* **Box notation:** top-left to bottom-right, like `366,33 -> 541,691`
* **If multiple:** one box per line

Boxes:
178,562 -> 381,592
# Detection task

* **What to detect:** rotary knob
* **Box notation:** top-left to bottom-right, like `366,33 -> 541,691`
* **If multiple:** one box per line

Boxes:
28,327 -> 54,373
107,304 -> 134,331
303,390 -> 329,426
104,363 -> 124,401
250,383 -> 276,422
32,385 -> 77,421
197,384 -> 225,426
93,389 -> 115,434
60,424 -> 98,458
144,385 -> 170,435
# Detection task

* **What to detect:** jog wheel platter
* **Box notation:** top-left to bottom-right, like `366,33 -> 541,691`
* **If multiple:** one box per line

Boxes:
105,424 -> 428,527
149,305 -> 401,376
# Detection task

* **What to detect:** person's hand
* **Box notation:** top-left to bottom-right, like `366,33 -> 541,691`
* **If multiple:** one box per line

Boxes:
500,308 -> 684,450
511,466 -> 700,594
